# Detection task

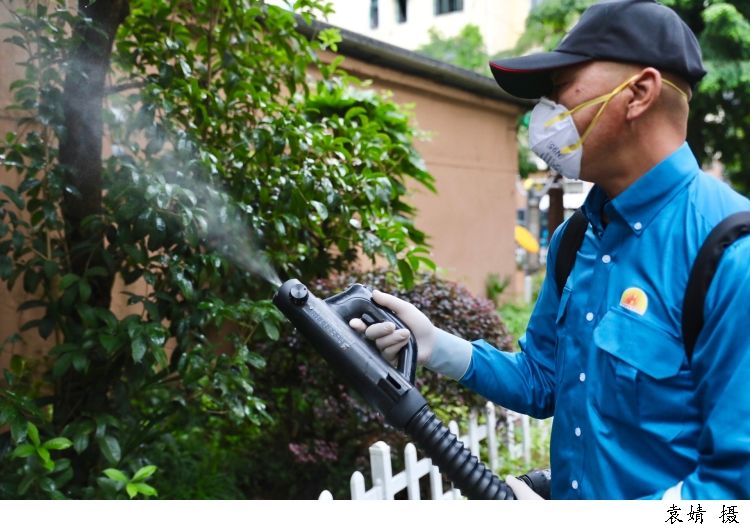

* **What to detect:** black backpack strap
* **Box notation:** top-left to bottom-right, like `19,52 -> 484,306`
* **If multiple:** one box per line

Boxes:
682,211 -> 750,363
554,208 -> 588,295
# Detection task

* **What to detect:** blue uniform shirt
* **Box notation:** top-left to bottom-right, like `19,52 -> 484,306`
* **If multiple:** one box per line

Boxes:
460,143 -> 750,499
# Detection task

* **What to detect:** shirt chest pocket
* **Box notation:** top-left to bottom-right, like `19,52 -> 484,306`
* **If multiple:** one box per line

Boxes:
592,307 -> 694,442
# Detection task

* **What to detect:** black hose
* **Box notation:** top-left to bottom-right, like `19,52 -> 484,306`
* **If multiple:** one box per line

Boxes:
405,405 -> 516,500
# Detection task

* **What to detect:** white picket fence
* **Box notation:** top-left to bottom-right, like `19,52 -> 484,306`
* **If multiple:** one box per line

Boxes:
318,402 -> 550,500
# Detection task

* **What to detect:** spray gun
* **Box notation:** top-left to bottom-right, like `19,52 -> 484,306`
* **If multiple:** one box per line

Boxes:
274,278 -> 552,500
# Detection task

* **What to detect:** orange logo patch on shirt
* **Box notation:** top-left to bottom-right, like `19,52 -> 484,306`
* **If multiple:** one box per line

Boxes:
620,287 -> 648,316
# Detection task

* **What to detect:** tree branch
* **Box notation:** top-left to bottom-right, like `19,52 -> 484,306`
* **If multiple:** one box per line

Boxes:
106,80 -> 145,94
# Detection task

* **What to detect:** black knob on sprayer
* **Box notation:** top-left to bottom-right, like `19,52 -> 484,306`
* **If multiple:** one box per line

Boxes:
289,283 -> 309,306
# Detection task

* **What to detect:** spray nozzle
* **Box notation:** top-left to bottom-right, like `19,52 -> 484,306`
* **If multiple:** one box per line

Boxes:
289,283 -> 309,305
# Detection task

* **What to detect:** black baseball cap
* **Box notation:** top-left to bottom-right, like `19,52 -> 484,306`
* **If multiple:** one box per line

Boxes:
490,0 -> 706,99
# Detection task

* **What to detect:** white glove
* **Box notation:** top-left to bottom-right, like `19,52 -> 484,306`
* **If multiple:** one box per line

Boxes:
349,290 -> 473,380
505,475 -> 544,500
349,290 -> 436,364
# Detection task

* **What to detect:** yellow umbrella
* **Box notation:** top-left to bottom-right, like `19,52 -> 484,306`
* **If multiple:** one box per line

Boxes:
515,225 -> 540,254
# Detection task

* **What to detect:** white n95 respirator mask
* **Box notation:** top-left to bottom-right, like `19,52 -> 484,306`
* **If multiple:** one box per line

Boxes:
529,97 -> 587,180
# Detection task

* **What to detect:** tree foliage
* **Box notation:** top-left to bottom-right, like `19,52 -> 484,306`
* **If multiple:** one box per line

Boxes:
0,0 -> 435,498
417,24 -> 489,74
503,0 -> 750,193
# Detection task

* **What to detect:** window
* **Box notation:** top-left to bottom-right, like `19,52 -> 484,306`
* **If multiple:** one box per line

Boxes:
517,209 -> 526,225
435,0 -> 463,15
370,0 -> 379,29
396,0 -> 407,23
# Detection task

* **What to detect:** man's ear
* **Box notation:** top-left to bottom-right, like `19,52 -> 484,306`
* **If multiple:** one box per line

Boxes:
625,67 -> 661,120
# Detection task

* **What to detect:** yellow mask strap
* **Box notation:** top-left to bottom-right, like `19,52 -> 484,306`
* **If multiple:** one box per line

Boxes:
662,78 -> 689,101
543,75 -> 639,129
545,74 -> 689,155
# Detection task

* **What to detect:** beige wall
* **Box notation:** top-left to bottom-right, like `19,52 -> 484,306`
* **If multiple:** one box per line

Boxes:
335,55 -> 522,296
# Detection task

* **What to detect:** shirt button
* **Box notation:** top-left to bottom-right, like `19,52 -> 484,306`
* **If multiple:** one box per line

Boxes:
602,254 -> 611,264
575,427 -> 581,437
579,372 -> 586,382
571,480 -> 579,490
585,312 -> 594,322
634,222 -> 643,231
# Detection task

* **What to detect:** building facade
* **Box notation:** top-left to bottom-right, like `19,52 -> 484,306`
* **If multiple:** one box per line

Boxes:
299,22 -> 527,297
323,0 -> 537,54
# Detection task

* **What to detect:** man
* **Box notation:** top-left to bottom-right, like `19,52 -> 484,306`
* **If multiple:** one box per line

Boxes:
351,0 -> 750,499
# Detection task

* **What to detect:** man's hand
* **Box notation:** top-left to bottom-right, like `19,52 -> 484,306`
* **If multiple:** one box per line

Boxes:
350,290 -> 474,381
505,475 -> 544,500
349,290 -> 436,366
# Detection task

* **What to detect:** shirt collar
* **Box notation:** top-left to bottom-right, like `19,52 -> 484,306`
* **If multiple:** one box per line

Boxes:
582,143 -> 699,235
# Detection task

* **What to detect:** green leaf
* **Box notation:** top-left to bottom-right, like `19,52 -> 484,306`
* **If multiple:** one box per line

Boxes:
98,435 -> 121,464
36,446 -> 53,470
344,106 -> 367,121
0,255 -> 12,279
39,316 -> 55,339
54,458 -> 71,473
131,337 -> 146,363
147,215 -> 166,250
72,351 -> 89,372
59,273 -> 79,290
27,422 -> 40,447
0,404 -> 10,425
126,483 -> 138,499
132,464 -> 157,482
103,468 -> 129,484
10,417 -> 26,443
52,352 -> 73,377
133,482 -> 158,497
178,58 -> 192,76
79,280 -> 91,302
85,266 -> 109,278
0,185 -> 24,209
18,474 -> 35,495
262,319 -> 279,341
96,476 -> 122,494
174,272 -> 194,301
43,260 -> 58,279
72,430 -> 89,454
397,259 -> 414,290
11,443 -> 35,458
55,467 -> 74,491
99,333 -> 121,353
18,299 -> 46,311
50,343 -> 78,360
43,437 -> 73,451
4,35 -> 27,51
39,477 -> 56,494
310,200 -> 328,220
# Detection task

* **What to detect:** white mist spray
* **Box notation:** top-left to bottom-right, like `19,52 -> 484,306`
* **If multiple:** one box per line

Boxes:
111,130 -> 282,288
180,177 -> 283,288
199,192 -> 283,288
